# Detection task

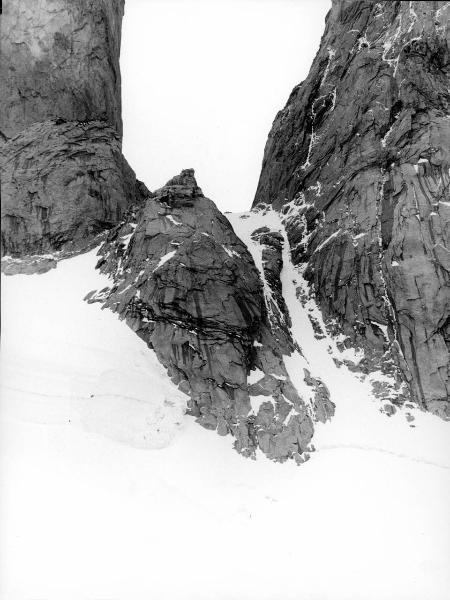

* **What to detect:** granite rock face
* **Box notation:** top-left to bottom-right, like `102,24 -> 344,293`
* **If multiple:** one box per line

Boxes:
1,120 -> 137,258
1,0 -> 136,266
89,170 -> 333,461
0,0 -> 124,139
254,1 -> 450,417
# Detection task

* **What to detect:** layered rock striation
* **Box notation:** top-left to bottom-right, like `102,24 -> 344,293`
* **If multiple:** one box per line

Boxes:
88,170 -> 334,461
254,0 -> 450,417
1,0 -> 137,266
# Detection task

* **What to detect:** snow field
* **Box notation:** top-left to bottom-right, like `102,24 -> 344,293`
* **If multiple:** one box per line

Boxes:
1,228 -> 449,600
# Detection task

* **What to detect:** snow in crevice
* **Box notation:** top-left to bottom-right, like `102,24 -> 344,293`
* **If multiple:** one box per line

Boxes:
120,223 -> 137,252
320,47 -> 336,88
330,86 -> 337,110
380,3 -> 424,78
165,214 -> 182,226
153,249 -> 177,272
308,180 -> 322,197
407,1 -> 418,34
300,75 -> 335,170
315,228 -> 341,252
374,177 -> 405,362
121,233 -> 133,249
221,244 -> 240,259
374,3 -> 383,18
352,231 -> 367,247
300,127 -> 318,171
381,119 -> 397,148
381,12 -> 403,75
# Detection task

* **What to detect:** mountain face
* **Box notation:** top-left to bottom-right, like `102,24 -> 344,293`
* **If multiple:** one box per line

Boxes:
1,0 -> 139,269
254,0 -> 450,418
2,0 -> 448,463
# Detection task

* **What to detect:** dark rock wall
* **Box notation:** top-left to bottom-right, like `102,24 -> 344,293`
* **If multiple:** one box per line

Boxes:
1,121 -> 136,257
253,1 -> 450,417
0,0 -> 124,139
1,0 -> 136,261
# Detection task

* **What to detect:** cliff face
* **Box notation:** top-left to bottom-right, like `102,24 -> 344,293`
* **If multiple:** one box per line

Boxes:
254,1 -> 450,418
1,121 -> 137,259
0,0 -> 124,139
1,0 -> 136,266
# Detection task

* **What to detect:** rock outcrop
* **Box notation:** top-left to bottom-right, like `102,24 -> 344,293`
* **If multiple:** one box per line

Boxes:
253,0 -> 450,417
88,170 -> 334,461
1,0 -> 137,267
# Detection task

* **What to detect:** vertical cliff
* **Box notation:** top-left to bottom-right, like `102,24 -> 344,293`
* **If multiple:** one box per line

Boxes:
1,0 -> 138,265
253,0 -> 450,418
0,0 -> 124,139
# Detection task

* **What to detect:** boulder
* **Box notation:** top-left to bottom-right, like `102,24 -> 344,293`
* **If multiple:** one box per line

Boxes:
93,170 -> 333,461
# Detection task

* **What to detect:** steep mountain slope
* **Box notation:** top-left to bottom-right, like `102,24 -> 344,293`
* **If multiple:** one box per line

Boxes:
253,0 -> 450,417
1,0 -> 139,267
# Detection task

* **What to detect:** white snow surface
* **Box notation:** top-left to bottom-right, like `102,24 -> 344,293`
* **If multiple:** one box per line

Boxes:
1,251 -> 187,450
1,229 -> 450,599
166,214 -> 182,226
221,244 -> 240,258
247,367 -> 265,385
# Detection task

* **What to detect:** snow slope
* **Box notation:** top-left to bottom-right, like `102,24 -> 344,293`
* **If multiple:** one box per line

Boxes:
1,239 -> 450,600
1,250 -> 186,450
